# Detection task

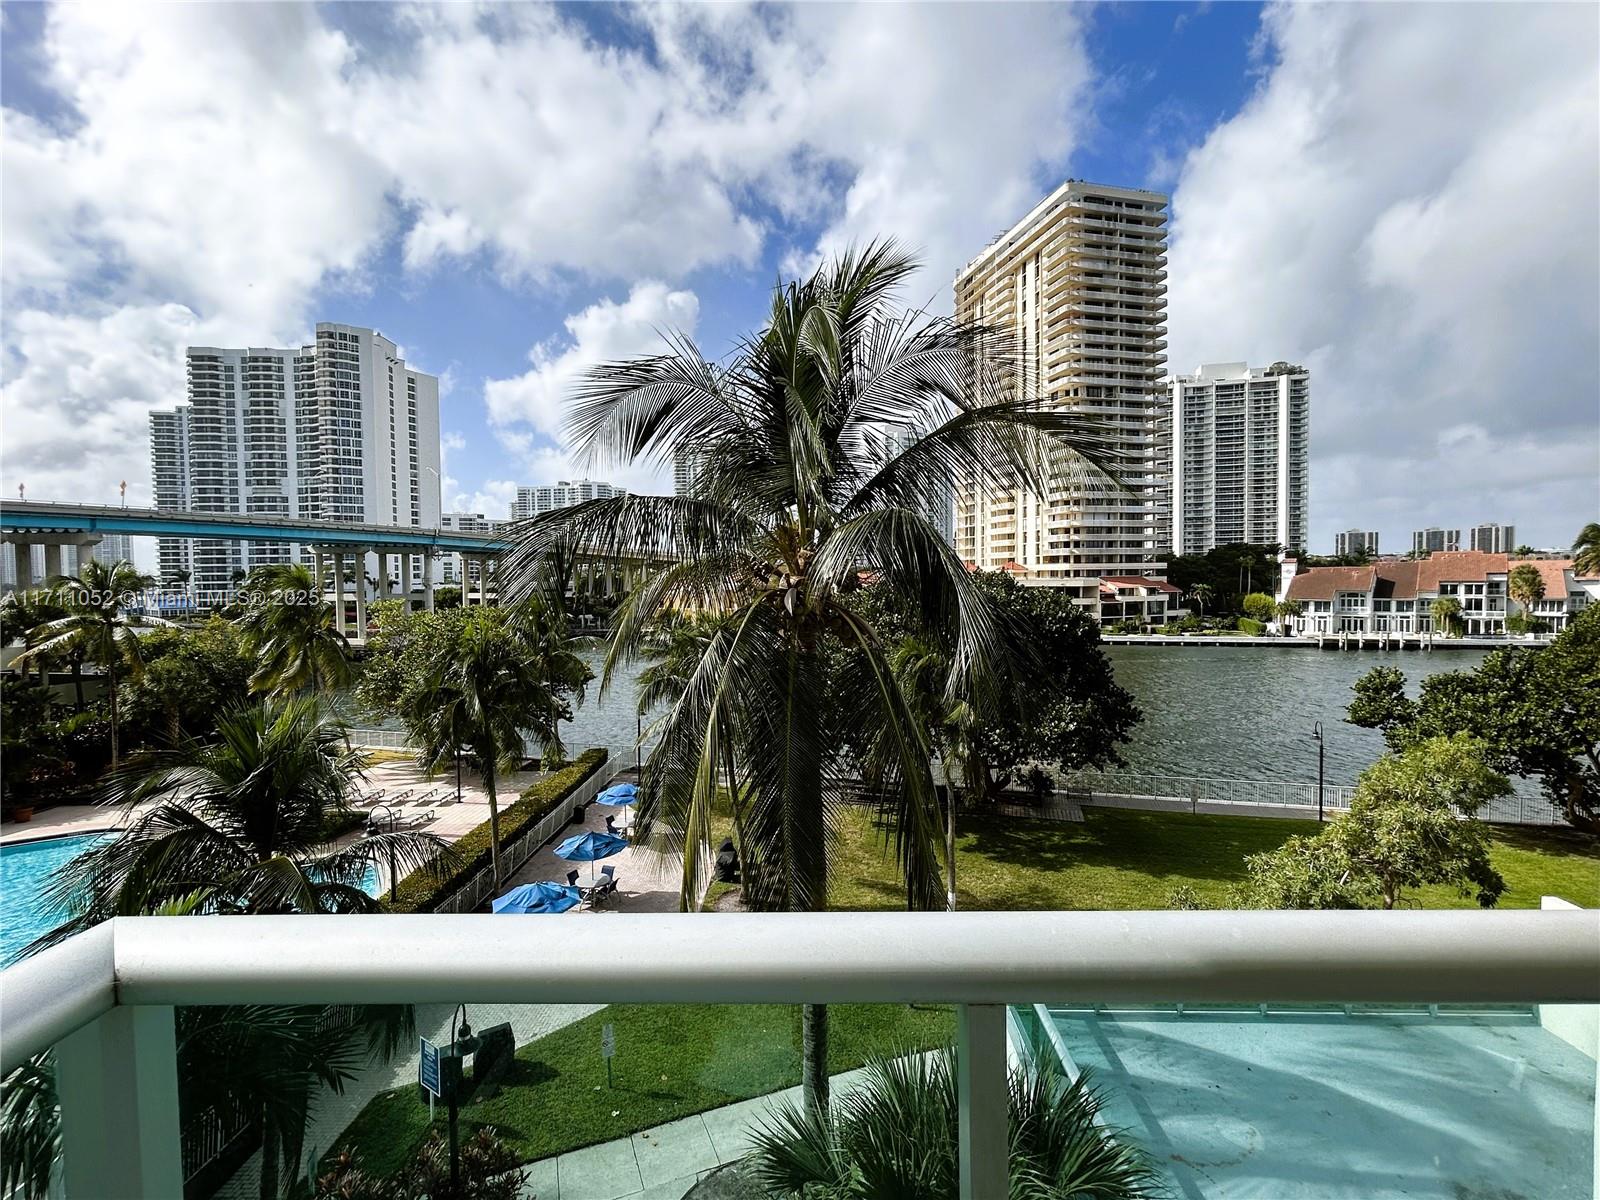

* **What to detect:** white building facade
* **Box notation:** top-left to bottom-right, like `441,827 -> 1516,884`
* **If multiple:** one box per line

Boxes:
149,324 -> 441,597
1163,362 -> 1310,556
953,180 -> 1169,612
510,480 -> 625,521
439,512 -> 503,586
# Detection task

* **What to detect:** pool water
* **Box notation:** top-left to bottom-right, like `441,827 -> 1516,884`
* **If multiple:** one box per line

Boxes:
0,833 -> 109,965
1,834 -> 384,966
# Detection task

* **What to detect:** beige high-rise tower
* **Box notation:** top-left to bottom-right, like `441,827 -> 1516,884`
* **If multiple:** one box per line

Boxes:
953,180 -> 1169,612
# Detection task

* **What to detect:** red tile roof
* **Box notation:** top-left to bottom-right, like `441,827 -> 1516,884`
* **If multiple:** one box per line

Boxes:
1286,565 -> 1376,601
999,560 -> 1029,576
1287,552 -> 1511,602
1101,575 -> 1181,594
1510,557 -> 1571,600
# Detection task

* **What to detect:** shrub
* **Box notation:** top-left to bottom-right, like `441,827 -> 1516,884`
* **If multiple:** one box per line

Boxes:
1237,617 -> 1266,636
383,748 -> 608,913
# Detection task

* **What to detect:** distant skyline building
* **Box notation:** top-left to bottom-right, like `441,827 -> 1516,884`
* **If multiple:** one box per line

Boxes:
1161,361 -> 1310,556
1412,526 -> 1462,555
1334,529 -> 1379,558
440,511 -> 502,586
1470,522 -> 1517,553
90,533 -> 136,566
953,179 -> 1169,611
509,479 -> 625,522
148,323 -> 441,595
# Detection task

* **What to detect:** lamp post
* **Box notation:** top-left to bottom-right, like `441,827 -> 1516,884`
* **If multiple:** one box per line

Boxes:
446,1004 -> 479,1192
1312,722 -> 1325,822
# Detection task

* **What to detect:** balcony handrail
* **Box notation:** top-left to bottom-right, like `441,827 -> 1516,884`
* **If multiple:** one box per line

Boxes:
5,910 -> 1597,1074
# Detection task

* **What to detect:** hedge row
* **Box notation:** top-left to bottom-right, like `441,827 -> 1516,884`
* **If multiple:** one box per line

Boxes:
382,748 -> 609,913
1237,617 -> 1267,636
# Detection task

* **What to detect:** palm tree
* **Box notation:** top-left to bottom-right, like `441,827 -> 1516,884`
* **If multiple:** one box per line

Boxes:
1572,523 -> 1600,578
1430,595 -> 1464,637
1186,583 -> 1214,616
235,562 -> 353,696
1275,598 -> 1303,634
405,607 -> 566,887
745,1047 -> 1160,1200
41,696 -> 446,939
506,596 -> 595,768
1507,563 -> 1546,634
18,559 -> 165,765
504,240 -> 1123,1113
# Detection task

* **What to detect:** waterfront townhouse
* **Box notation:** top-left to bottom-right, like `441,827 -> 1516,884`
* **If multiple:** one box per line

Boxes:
1099,575 -> 1182,626
1281,552 -> 1595,636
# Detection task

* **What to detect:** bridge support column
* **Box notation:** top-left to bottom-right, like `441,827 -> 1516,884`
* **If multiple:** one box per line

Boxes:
333,551 -> 348,637
10,542 -> 31,591
353,551 -> 368,637
42,543 -> 63,582
423,551 -> 435,611
313,548 -> 324,601
377,552 -> 391,602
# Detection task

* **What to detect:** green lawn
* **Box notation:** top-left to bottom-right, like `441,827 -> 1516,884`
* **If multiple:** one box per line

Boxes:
328,1002 -> 955,1175
828,805 -> 1600,911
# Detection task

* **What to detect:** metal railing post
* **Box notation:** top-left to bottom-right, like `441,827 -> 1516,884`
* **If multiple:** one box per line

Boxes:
56,1005 -> 183,1198
957,1003 -> 1008,1200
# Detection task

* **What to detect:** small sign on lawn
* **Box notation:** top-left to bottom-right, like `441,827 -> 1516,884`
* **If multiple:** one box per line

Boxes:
419,1037 -> 441,1097
601,1022 -> 616,1087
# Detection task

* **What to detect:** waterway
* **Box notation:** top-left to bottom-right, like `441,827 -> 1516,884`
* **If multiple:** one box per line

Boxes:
346,645 -> 1495,789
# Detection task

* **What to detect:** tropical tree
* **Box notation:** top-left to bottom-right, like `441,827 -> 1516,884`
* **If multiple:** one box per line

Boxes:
401,605 -> 576,886
17,559 -> 164,765
1507,563 -> 1546,619
1275,597 -> 1303,631
1347,607 -> 1600,832
1186,582 -> 1214,616
235,562 -> 353,696
1239,734 -> 1509,910
1573,522 -> 1600,578
1429,595 -> 1464,637
0,1054 -> 57,1200
507,596 -> 595,767
504,240 -> 1124,1113
745,1048 -> 1159,1200
1241,591 -> 1277,624
119,619 -> 253,744
41,696 -> 447,940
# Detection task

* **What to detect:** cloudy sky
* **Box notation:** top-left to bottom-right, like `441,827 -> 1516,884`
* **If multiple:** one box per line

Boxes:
2,1 -> 1596,554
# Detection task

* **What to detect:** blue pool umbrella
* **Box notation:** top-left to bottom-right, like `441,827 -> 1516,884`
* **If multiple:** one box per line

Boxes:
554,831 -> 629,882
596,783 -> 637,807
491,882 -> 580,914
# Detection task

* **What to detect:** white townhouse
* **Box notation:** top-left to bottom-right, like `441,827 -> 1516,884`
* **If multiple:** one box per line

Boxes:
1280,552 -> 1594,637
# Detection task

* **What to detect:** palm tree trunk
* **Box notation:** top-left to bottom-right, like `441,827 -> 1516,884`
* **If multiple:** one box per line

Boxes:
258,1115 -> 280,1200
802,1003 -> 830,1119
107,646 -> 120,767
71,659 -> 84,710
485,764 -> 504,886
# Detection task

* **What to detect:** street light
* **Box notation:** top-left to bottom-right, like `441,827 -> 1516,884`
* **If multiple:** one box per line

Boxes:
445,1004 -> 480,1192
1312,722 -> 1325,822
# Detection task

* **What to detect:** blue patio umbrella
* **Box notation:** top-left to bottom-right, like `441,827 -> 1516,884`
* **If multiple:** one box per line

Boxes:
595,783 -> 637,806
554,831 -> 629,882
491,881 -> 580,914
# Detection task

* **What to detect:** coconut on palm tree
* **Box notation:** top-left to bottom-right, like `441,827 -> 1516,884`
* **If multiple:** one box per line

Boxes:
504,240 -> 1124,1113
235,562 -> 352,695
18,559 -> 165,765
1572,523 -> 1600,578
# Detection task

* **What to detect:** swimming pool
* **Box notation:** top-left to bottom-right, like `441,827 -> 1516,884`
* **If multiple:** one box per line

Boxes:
1,833 -> 385,966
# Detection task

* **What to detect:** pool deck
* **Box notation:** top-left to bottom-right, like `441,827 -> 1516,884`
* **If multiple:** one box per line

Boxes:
1047,1006 -> 1596,1200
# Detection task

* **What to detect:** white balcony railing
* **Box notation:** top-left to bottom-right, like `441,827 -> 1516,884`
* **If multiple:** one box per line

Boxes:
2,911 -> 1596,1199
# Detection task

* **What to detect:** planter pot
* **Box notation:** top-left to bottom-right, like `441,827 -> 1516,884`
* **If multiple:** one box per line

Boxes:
9,807 -> 34,823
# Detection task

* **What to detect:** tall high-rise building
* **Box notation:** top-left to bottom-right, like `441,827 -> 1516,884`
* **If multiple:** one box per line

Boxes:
90,533 -> 136,566
509,479 -> 625,521
674,446 -> 706,498
149,323 -> 441,595
150,407 -> 191,580
1470,522 -> 1517,553
1161,362 -> 1310,555
953,179 -> 1169,609
1334,529 -> 1379,557
1412,527 -> 1462,555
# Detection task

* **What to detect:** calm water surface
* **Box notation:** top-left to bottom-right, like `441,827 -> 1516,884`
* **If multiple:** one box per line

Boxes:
348,645 -> 1494,789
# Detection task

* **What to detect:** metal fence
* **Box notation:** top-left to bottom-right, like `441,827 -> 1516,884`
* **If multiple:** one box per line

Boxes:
430,746 -> 635,914
1061,771 -> 1563,826
346,727 -> 413,751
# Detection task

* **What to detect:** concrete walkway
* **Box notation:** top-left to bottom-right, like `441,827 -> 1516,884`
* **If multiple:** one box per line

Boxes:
516,1067 -> 873,1200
